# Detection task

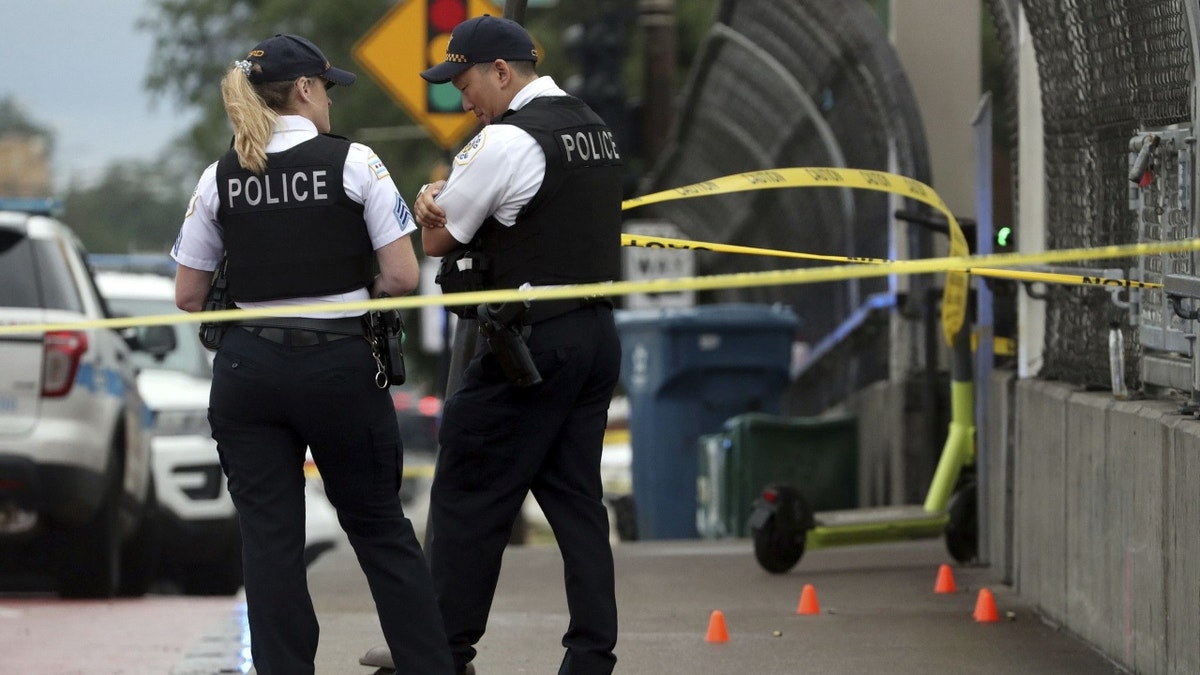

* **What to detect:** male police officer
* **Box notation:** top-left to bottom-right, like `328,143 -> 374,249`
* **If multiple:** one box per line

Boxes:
415,15 -> 623,675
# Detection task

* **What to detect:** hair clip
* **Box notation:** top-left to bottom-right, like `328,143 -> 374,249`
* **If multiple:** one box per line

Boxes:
234,60 -> 253,77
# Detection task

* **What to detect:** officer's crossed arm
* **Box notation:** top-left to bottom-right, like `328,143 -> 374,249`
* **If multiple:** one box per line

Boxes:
415,180 -> 461,257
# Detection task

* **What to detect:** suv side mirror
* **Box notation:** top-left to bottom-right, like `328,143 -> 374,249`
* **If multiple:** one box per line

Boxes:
132,324 -> 177,357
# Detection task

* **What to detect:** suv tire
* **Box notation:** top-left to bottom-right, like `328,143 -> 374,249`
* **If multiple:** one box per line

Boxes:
119,477 -> 161,597
59,442 -> 122,598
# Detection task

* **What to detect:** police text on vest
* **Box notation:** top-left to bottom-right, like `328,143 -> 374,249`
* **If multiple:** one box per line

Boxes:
558,128 -> 621,165
225,169 -> 330,210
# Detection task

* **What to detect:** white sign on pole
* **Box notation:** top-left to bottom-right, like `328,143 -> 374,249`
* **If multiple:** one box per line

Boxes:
622,220 -> 696,309
420,256 -> 446,353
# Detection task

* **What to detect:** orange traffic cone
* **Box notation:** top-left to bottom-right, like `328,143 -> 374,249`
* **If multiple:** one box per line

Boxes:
973,588 -> 1000,622
705,610 -> 729,643
935,564 -> 957,594
797,584 -> 820,615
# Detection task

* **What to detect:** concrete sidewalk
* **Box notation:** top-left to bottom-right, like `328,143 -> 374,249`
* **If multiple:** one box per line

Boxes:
298,534 -> 1124,675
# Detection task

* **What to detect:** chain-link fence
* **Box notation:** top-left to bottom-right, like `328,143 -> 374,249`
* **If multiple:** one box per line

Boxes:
639,0 -> 1197,405
1010,0 -> 1194,390
638,0 -> 932,414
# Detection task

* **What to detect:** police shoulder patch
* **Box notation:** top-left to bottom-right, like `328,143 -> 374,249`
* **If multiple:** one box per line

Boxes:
184,190 -> 199,218
368,154 -> 390,180
454,131 -> 487,166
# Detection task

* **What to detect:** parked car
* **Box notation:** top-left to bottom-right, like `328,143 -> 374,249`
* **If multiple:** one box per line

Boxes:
0,200 -> 158,598
93,268 -> 341,594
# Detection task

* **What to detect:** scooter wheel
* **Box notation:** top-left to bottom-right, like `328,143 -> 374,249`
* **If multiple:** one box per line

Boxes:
944,477 -> 978,564
750,485 -> 811,574
753,517 -> 805,573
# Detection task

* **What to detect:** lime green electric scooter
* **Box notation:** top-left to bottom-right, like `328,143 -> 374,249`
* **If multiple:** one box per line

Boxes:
748,319 -> 978,573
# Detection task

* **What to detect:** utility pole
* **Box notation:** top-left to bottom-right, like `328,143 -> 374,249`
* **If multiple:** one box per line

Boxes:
639,0 -> 676,167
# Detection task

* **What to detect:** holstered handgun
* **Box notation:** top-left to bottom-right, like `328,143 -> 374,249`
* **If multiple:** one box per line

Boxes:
367,297 -> 406,387
477,302 -> 542,387
436,249 -> 491,318
199,257 -> 232,351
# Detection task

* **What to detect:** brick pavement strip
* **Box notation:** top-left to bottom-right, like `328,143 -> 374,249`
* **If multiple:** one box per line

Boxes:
0,595 -> 239,675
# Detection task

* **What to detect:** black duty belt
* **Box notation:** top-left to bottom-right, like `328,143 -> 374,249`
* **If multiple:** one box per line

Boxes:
237,315 -> 366,347
524,297 -> 613,325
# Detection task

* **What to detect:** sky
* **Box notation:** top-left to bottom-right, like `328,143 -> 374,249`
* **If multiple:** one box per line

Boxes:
1,0 -> 195,189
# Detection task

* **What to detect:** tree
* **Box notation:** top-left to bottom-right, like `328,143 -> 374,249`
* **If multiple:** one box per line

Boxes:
62,159 -> 190,253
140,0 -> 448,199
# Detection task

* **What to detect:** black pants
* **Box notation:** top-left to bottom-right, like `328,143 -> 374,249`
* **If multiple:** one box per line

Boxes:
209,327 -> 452,675
427,304 -> 621,675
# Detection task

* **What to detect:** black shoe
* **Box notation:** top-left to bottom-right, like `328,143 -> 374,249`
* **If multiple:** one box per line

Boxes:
360,645 -> 473,675
359,645 -> 393,670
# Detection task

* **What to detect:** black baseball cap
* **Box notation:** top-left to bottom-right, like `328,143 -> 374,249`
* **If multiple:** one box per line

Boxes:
245,34 -> 356,87
420,15 -> 538,84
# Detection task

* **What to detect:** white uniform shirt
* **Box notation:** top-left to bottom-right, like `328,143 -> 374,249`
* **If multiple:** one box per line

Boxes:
436,76 -> 567,245
171,115 -> 416,318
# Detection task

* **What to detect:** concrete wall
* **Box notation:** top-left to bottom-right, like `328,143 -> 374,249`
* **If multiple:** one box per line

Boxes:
834,367 -> 1200,673
997,376 -> 1200,675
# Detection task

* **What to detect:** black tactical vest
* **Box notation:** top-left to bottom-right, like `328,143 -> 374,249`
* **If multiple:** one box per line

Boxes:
472,95 -> 624,290
215,135 -> 373,302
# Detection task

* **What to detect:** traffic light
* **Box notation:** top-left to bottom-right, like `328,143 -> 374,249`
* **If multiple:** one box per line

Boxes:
995,225 -> 1013,250
426,0 -> 467,113
562,13 -> 626,125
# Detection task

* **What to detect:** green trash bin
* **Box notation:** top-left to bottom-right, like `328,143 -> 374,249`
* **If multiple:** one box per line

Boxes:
696,412 -> 858,538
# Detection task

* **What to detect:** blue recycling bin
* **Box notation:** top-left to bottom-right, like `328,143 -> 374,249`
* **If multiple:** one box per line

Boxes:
617,303 -> 800,539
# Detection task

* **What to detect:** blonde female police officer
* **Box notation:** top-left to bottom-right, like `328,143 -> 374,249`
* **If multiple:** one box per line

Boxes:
415,16 -> 623,675
171,34 -> 452,675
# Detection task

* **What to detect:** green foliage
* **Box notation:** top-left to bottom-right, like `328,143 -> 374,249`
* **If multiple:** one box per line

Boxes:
141,0 -> 449,201
62,160 -> 191,253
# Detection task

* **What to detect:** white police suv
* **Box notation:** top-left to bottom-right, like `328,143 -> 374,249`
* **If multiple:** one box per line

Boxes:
0,199 -> 158,598
94,270 -> 242,594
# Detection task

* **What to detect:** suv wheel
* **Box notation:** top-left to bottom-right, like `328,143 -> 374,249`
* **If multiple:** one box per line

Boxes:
59,445 -> 122,598
119,478 -> 161,597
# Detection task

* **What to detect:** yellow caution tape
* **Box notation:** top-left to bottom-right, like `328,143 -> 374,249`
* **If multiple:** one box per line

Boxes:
965,267 -> 1160,289
0,167 -> 1188,336
622,168 -> 971,344
972,333 -> 1017,357
620,232 -> 1164,290
2,237 -> 1196,336
620,232 -> 893,265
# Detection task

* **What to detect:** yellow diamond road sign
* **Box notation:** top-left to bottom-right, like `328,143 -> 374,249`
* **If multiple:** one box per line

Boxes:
354,0 -> 503,151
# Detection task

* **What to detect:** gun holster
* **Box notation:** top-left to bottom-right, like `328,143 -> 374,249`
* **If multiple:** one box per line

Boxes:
436,249 -> 491,318
477,302 -> 542,387
368,306 -> 406,387
199,258 -> 233,351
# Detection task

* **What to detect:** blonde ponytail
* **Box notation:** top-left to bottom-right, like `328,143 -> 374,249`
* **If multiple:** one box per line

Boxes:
219,62 -> 292,175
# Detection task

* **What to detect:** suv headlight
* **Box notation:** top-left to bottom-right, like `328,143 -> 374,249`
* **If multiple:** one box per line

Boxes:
152,409 -> 211,437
